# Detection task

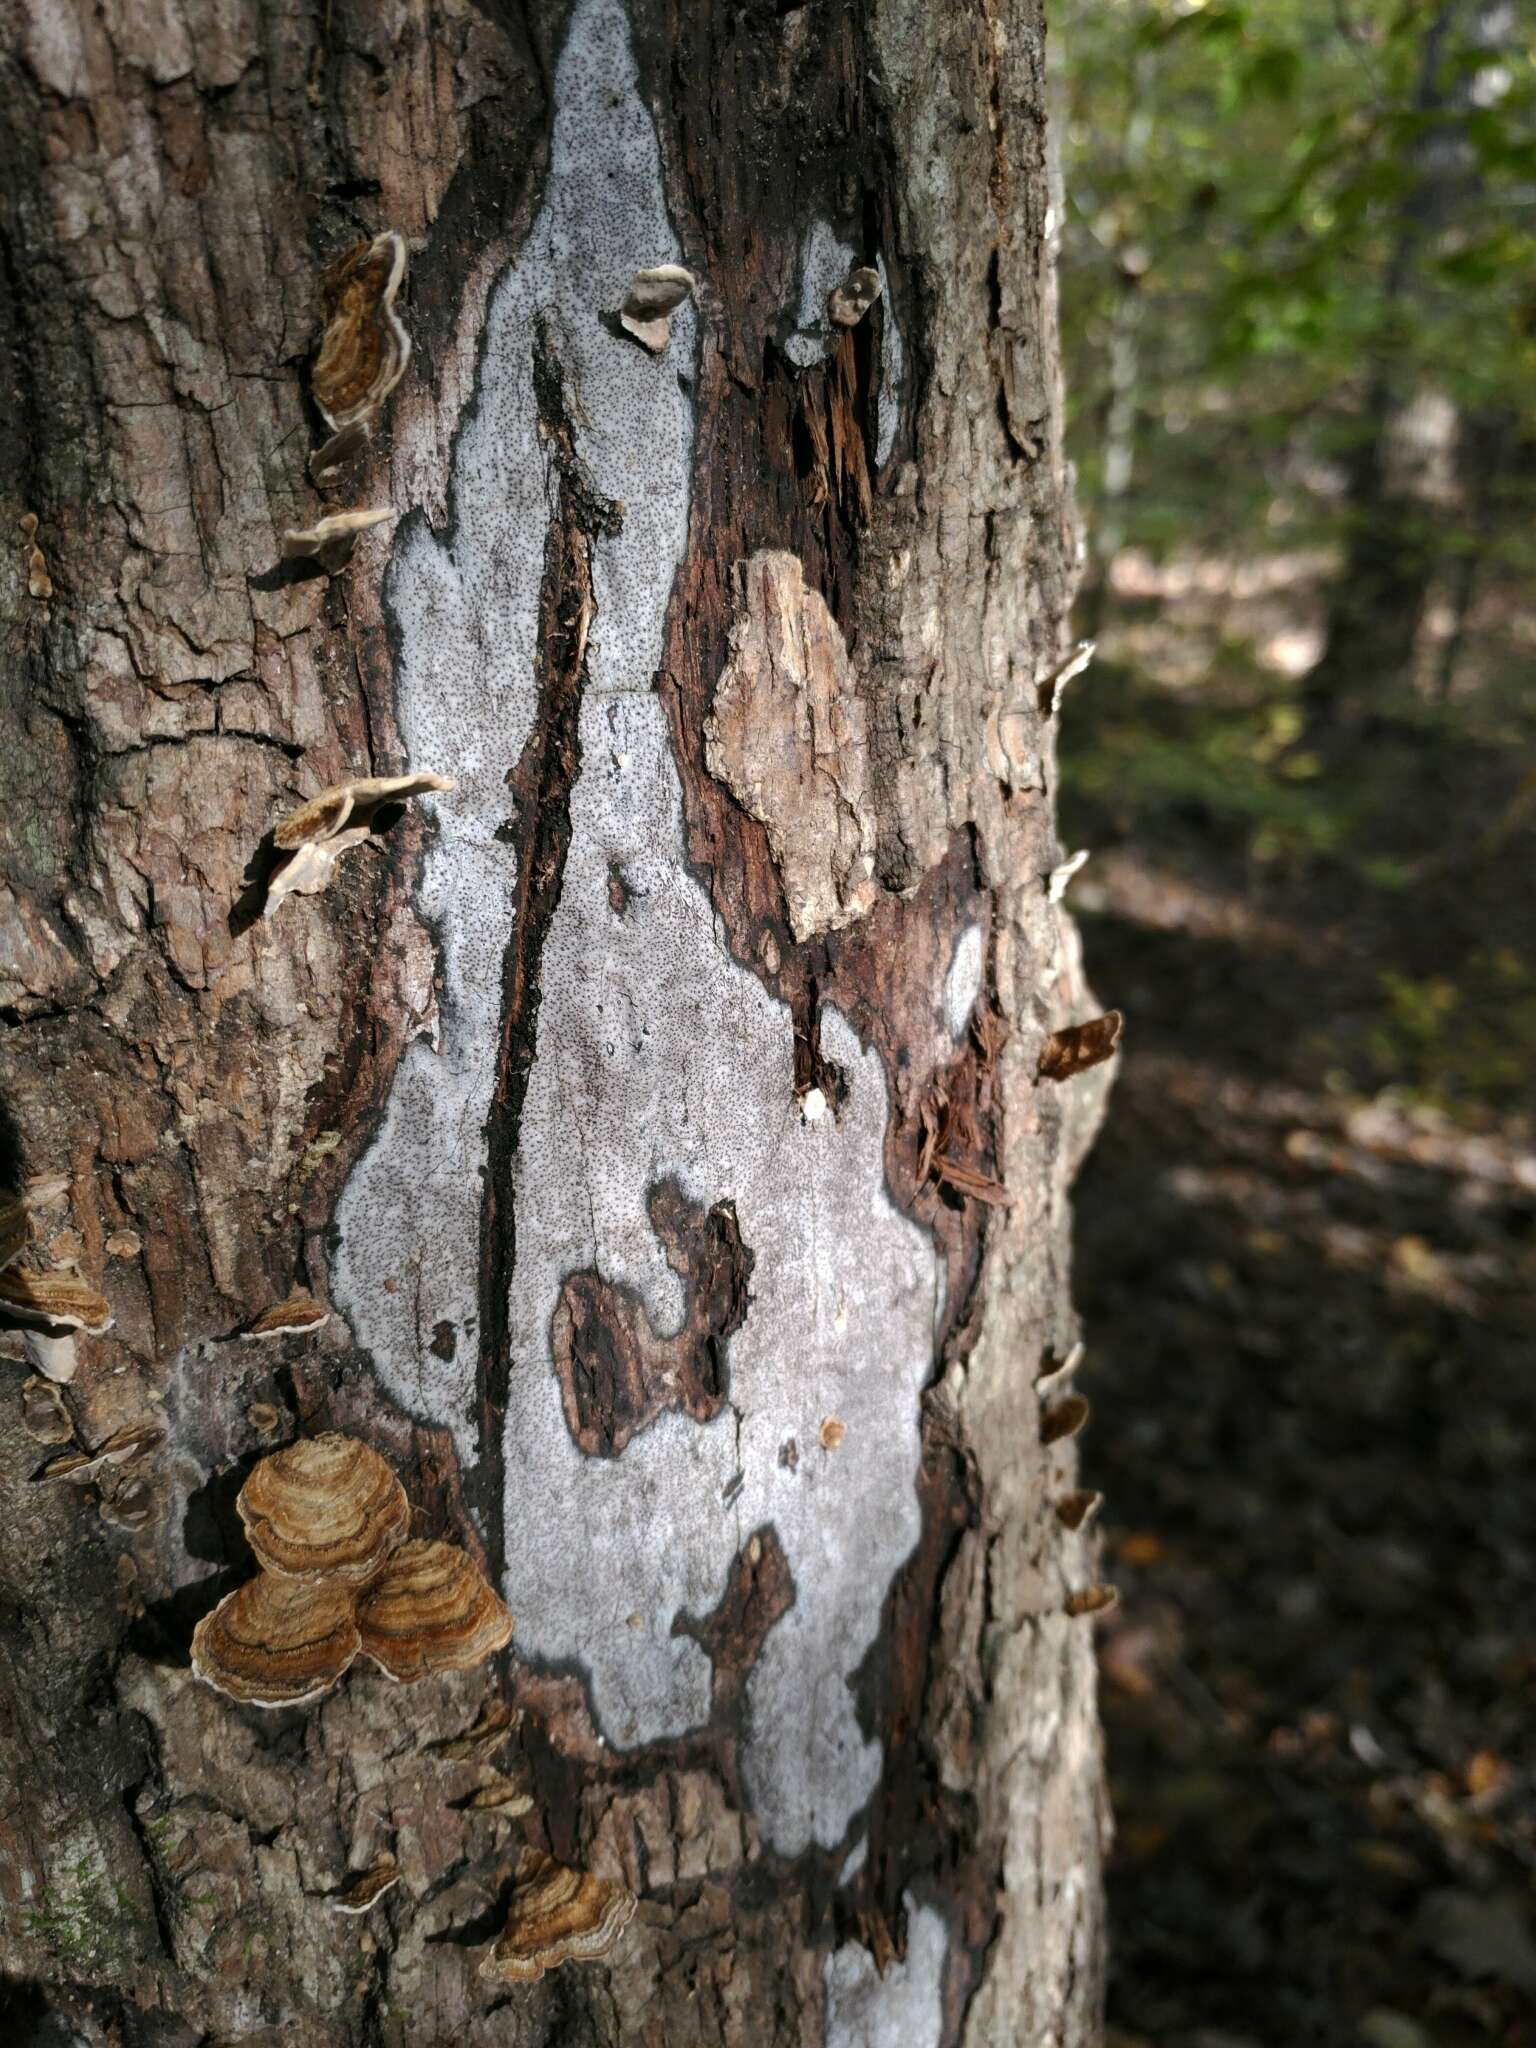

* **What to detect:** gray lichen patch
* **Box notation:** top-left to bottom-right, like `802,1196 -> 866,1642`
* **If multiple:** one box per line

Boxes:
705,551 -> 879,943
331,0 -> 939,1857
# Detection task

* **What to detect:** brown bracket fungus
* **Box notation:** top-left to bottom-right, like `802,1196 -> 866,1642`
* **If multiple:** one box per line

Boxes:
263,773 -> 455,922
0,1268 -> 112,1336
330,1857 -> 402,1914
36,1426 -> 161,1484
425,1698 -> 522,1761
99,1478 -> 156,1531
356,1537 -> 513,1682
1055,1488 -> 1104,1532
1064,1584 -> 1120,1619
241,1292 -> 331,1342
191,1572 -> 362,1709
461,1776 -> 535,1817
1,1195 -> 31,1272
1037,1010 -> 1124,1083
309,419 -> 372,486
827,264 -> 882,327
311,231 -> 411,431
280,507 -> 393,574
20,1376 -> 73,1445
477,1854 -> 636,1985
1040,1393 -> 1091,1446
0,1270 -> 113,1384
619,264 -> 695,353
237,1433 -> 410,1583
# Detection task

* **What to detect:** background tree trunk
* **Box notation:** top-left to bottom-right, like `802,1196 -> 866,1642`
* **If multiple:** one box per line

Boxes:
0,2 -> 1108,2042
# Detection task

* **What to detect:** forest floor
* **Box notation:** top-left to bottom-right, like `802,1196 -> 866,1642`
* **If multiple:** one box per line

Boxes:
1059,572 -> 1536,2048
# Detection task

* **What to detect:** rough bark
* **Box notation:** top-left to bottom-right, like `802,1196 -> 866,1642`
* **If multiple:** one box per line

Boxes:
0,2 -> 1110,2043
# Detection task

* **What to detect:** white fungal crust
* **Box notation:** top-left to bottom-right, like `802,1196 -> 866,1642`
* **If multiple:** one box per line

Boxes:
332,0 -> 938,1858
824,1895 -> 949,2048
784,220 -> 856,368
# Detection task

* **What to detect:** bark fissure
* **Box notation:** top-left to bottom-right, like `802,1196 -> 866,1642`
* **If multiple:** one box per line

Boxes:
472,314 -> 621,1576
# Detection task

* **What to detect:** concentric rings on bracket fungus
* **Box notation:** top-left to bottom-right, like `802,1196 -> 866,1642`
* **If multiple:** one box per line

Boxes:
477,1855 -> 636,1985
356,1538 -> 513,1683
191,1572 -> 362,1708
236,1433 -> 410,1583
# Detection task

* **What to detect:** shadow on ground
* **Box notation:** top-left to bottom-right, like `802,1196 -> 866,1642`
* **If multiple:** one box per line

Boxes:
1075,890 -> 1536,2048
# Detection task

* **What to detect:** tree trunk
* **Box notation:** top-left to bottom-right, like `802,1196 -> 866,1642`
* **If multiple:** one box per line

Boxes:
0,2 -> 1109,2043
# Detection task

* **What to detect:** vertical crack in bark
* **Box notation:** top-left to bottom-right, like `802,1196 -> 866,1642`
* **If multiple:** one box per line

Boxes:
472,315 -> 623,1573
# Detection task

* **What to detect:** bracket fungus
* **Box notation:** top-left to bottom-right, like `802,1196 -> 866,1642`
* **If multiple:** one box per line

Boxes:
312,231 -> 411,431
0,1270 -> 112,1384
477,1855 -> 636,1985
241,1292 -> 331,1342
20,1376 -> 73,1445
1055,1488 -> 1104,1532
330,1856 -> 401,1914
0,1268 -> 112,1335
280,507 -> 393,574
237,1433 -> 409,1583
426,1698 -> 521,1761
356,1538 -> 513,1682
36,1425 -> 161,1485
1041,1393 -> 1091,1446
1,1195 -> 30,1272
1038,1010 -> 1124,1083
461,1776 -> 534,1817
310,419 -> 372,486
618,264 -> 695,353
827,264 -> 882,327
191,1572 -> 362,1709
263,773 -> 455,922
1064,1584 -> 1120,1619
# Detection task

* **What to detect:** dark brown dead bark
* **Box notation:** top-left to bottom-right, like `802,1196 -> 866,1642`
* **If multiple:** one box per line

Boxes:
0,2 -> 1110,2042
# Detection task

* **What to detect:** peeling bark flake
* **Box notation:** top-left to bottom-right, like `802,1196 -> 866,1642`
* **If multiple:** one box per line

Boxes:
705,550 -> 879,943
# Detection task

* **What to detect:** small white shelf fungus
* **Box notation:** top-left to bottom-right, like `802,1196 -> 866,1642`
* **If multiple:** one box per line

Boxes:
1047,848 -> 1091,902
312,231 -> 412,431
263,772 -> 455,921
827,264 -> 882,328
1038,638 -> 1096,717
619,264 -> 695,353
280,507 -> 393,574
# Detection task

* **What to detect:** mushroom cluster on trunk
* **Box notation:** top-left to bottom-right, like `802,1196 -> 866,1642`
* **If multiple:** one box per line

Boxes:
190,1432 -> 512,1707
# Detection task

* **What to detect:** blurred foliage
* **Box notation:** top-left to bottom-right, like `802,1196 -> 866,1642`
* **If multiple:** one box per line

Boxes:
1059,0 -> 1536,575
1055,0 -> 1536,1118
